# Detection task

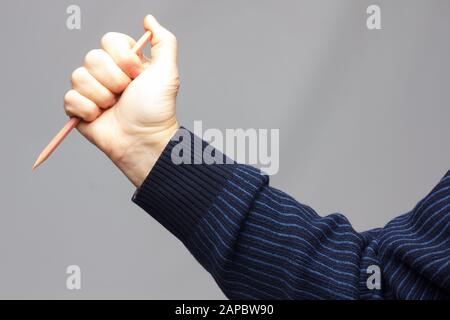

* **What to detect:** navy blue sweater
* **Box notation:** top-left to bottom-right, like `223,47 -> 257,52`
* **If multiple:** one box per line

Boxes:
132,129 -> 450,299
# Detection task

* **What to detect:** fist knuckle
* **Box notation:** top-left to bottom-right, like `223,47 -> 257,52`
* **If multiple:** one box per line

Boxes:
101,32 -> 117,46
64,90 -> 75,105
64,104 -> 74,117
63,91 -> 76,116
70,67 -> 85,85
101,32 -> 112,42
84,49 -> 103,68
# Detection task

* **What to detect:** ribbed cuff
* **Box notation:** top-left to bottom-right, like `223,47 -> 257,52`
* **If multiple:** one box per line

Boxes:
132,128 -> 235,243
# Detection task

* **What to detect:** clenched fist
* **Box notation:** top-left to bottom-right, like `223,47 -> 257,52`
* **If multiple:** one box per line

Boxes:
64,15 -> 180,187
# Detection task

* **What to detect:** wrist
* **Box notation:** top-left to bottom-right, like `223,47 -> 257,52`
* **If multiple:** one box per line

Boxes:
112,120 -> 180,187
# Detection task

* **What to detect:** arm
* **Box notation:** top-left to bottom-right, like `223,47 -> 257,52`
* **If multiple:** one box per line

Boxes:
64,16 -> 450,299
132,129 -> 450,299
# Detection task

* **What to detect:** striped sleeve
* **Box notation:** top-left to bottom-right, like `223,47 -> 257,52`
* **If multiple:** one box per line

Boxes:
132,129 -> 450,299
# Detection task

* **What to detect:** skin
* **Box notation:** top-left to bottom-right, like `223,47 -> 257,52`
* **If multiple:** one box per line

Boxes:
64,15 -> 180,187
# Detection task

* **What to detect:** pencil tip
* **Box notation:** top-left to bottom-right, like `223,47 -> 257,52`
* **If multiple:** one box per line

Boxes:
32,157 -> 42,171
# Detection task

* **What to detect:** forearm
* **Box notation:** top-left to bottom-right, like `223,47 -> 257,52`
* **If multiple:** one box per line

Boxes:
131,128 -> 364,299
131,128 -> 450,299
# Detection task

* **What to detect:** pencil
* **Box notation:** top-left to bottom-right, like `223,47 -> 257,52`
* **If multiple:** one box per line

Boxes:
32,31 -> 152,170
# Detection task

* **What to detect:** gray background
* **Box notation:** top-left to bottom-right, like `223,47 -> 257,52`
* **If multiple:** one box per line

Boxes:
0,0 -> 449,299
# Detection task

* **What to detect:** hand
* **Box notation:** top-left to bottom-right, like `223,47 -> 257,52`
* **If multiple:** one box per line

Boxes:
64,15 -> 180,187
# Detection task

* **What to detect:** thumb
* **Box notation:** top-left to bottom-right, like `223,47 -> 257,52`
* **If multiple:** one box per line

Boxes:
144,15 -> 177,64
